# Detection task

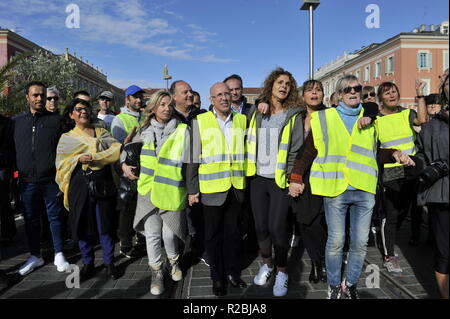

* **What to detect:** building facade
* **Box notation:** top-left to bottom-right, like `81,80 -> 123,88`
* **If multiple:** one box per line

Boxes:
0,28 -> 125,107
315,21 -> 449,108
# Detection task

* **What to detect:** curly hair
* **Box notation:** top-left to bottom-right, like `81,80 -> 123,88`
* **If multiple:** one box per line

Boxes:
257,68 -> 299,112
140,90 -> 173,131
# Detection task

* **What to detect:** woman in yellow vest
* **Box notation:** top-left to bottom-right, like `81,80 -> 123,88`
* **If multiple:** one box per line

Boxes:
375,81 -> 427,274
121,90 -> 189,296
287,75 -> 415,299
56,98 -> 122,281
246,68 -> 304,297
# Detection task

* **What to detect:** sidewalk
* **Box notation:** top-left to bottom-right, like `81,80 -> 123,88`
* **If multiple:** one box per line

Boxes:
0,215 -> 440,299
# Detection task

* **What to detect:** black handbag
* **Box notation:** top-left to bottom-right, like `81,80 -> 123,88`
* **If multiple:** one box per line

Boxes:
83,168 -> 116,199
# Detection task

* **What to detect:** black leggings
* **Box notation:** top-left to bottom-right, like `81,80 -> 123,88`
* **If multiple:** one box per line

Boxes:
429,204 -> 449,275
381,179 -> 420,257
250,176 -> 291,267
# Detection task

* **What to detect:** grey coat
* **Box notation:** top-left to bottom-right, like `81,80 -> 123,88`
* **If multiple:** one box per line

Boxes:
416,111 -> 449,206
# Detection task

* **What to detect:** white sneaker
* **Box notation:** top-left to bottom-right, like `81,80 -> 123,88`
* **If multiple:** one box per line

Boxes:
169,258 -> 183,282
253,264 -> 274,286
273,271 -> 288,297
54,252 -> 70,272
18,255 -> 44,276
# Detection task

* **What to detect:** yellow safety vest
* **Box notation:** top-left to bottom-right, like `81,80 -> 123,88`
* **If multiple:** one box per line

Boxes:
137,123 -> 187,211
246,112 -> 298,189
310,108 -> 378,197
375,109 -> 416,168
197,111 -> 246,194
116,113 -> 140,136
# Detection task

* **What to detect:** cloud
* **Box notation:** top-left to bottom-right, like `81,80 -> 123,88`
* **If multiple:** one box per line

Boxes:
1,0 -> 234,63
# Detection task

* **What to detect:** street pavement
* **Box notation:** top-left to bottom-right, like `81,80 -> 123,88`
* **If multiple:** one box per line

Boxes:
0,214 -> 441,299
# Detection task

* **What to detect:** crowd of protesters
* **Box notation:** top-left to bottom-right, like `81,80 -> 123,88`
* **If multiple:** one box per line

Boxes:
0,67 -> 448,299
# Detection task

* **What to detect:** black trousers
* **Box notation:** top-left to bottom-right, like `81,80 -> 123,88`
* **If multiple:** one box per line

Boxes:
203,189 -> 243,282
429,204 -> 449,275
300,213 -> 327,263
0,170 -> 16,240
117,193 -> 138,247
250,176 -> 291,267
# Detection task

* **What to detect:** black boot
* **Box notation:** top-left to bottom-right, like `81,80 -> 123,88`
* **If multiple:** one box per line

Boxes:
320,260 -> 327,283
309,261 -> 320,284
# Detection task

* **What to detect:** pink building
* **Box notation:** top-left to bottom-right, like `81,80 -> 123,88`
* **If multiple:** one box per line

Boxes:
315,21 -> 449,109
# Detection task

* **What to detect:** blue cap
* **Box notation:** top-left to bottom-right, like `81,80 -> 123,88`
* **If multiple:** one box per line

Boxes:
125,85 -> 144,97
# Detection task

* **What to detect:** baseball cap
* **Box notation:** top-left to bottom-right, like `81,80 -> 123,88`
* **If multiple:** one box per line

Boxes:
99,90 -> 114,99
125,85 -> 145,97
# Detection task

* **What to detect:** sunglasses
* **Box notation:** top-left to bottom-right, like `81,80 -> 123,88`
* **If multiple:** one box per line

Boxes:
74,107 -> 91,113
363,92 -> 376,99
47,96 -> 59,101
343,85 -> 362,94
99,97 -> 111,101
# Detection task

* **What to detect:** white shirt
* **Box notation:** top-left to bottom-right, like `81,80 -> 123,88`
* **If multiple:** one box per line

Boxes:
213,108 -> 233,148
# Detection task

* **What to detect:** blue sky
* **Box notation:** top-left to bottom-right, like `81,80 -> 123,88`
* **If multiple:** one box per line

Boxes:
0,0 -> 448,107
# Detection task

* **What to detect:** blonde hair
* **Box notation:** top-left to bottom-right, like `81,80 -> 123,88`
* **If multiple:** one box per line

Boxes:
140,90 -> 173,131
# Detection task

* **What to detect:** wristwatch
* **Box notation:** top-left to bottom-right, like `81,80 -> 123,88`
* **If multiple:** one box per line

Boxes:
416,95 -> 425,99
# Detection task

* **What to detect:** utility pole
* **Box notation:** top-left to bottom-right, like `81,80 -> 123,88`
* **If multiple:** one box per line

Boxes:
300,0 -> 320,80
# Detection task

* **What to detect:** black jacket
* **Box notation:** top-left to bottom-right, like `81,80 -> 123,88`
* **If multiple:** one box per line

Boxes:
0,115 -> 12,170
8,110 -> 64,183
173,105 -> 206,126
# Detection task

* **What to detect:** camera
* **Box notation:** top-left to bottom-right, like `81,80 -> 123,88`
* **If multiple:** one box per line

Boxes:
419,160 -> 449,187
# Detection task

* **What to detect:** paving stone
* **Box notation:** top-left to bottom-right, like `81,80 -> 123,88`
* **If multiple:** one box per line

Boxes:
114,279 -> 150,289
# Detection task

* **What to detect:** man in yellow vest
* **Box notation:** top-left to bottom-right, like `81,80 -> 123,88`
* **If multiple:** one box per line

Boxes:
111,85 -> 144,258
186,82 -> 247,296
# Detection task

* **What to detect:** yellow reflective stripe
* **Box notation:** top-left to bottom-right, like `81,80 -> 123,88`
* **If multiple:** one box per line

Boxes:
310,170 -> 344,179
315,155 -> 346,164
279,143 -> 288,151
277,163 -> 287,170
141,167 -> 155,176
154,176 -> 185,187
319,110 -> 329,156
199,171 -> 231,181
232,170 -> 245,177
141,149 -> 157,157
232,154 -> 245,161
346,160 -> 377,177
158,157 -> 183,168
380,136 -> 414,148
201,154 -> 229,164
351,145 -> 375,158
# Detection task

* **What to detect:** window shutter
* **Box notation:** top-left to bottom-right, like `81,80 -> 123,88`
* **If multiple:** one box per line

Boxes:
428,52 -> 433,69
416,53 -> 421,69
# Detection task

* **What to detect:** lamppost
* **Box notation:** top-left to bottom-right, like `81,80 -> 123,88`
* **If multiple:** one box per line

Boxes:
300,0 -> 320,80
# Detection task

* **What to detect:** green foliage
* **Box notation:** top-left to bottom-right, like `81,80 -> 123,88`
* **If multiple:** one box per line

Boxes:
0,49 -> 77,116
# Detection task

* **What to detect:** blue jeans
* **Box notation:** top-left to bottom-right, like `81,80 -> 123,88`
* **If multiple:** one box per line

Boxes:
19,180 -> 63,256
78,204 -> 115,265
324,190 -> 375,286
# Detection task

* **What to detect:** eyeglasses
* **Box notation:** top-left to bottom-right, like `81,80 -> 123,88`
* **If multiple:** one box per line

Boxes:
47,96 -> 59,101
342,85 -> 362,94
74,107 -> 91,113
363,92 -> 376,99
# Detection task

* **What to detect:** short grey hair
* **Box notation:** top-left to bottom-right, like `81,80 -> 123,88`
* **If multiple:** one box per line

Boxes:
335,74 -> 360,100
47,87 -> 59,96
